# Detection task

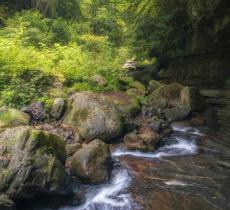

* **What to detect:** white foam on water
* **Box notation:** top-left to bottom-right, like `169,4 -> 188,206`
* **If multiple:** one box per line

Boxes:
112,137 -> 198,159
60,168 -> 135,210
172,124 -> 204,136
164,180 -> 187,186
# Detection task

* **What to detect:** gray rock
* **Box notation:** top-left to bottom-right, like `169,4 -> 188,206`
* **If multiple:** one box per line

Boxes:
164,105 -> 191,121
51,98 -> 66,120
22,102 -> 45,121
69,139 -> 111,184
64,92 -> 122,142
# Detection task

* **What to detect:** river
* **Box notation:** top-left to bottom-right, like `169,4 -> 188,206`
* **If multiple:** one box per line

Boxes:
18,90 -> 230,210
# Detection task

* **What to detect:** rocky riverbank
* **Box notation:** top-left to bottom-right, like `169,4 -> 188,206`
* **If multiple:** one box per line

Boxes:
0,78 -> 218,210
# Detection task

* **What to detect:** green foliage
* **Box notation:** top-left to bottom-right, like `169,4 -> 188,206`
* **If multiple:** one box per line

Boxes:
0,9 -> 131,108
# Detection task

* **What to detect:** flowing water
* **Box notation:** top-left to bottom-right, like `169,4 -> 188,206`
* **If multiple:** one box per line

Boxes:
18,90 -> 230,210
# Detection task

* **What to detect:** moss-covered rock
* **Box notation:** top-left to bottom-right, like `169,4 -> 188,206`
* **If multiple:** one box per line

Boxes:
127,81 -> 146,97
64,92 -> 122,142
0,126 -> 68,200
0,195 -> 15,210
0,107 -> 30,131
69,139 -> 111,184
105,91 -> 141,117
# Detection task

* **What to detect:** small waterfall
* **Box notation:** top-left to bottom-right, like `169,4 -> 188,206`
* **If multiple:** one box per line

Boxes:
59,125 -> 202,210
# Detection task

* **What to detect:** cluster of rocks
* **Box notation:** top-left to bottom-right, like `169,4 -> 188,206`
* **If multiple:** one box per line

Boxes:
0,77 -> 209,209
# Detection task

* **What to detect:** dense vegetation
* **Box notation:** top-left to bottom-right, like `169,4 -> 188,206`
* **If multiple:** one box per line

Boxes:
0,0 -> 229,108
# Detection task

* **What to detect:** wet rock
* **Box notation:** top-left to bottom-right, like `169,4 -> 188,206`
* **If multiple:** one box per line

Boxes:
91,74 -> 107,87
0,127 -> 68,200
0,195 -> 15,210
190,117 -> 206,126
164,105 -> 191,121
181,87 -> 207,111
64,92 -> 122,142
124,128 -> 160,151
0,107 -> 30,131
204,107 -> 218,129
69,139 -> 111,184
149,120 -> 161,133
51,98 -> 66,120
22,102 -> 45,121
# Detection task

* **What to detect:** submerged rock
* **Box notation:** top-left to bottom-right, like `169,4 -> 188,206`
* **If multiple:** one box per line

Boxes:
124,127 -> 160,151
69,139 -> 111,184
0,107 -> 30,132
51,98 -> 66,120
64,92 -> 122,142
0,127 -> 68,200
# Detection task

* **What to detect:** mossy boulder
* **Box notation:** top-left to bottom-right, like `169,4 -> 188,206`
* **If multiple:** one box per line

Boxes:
148,80 -> 164,93
64,92 -> 122,142
0,107 -> 30,132
163,105 -> 191,121
105,91 -> 141,117
127,81 -> 146,97
69,139 -> 111,184
51,98 -> 66,120
0,126 -> 68,200
149,82 -> 184,106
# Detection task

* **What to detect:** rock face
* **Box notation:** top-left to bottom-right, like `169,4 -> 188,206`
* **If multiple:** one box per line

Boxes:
22,102 -> 46,121
0,107 -> 30,131
164,105 -> 191,121
124,128 -> 160,151
64,92 -> 122,142
181,87 -> 207,111
0,127 -> 68,200
51,98 -> 66,120
158,0 -> 230,88
69,139 -> 111,184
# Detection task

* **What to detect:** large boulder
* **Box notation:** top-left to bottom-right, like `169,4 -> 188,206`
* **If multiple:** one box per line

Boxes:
147,80 -> 164,93
0,127 -> 68,200
64,92 -> 122,142
69,139 -> 111,184
126,81 -> 146,97
0,107 -> 30,132
124,127 -> 160,151
149,82 -> 184,106
163,105 -> 191,121
181,87 -> 207,111
51,98 -> 66,120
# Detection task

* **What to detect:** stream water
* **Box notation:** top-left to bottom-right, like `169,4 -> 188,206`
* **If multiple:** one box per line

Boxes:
18,90 -> 230,210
